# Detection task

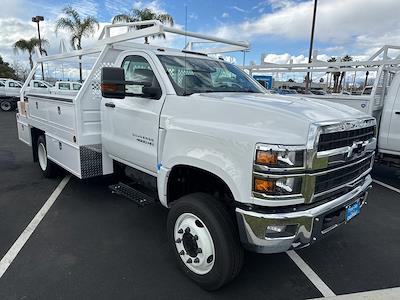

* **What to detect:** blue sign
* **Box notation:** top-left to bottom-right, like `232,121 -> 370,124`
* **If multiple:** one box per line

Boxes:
253,75 -> 273,89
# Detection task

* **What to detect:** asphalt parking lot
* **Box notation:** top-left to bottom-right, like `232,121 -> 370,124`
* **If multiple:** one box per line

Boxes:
0,111 -> 399,299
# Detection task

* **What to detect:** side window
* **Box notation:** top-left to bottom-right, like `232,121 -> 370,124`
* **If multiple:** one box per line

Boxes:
122,55 -> 161,100
9,82 -> 15,87
72,83 -> 81,90
59,83 -> 70,90
0,82 -> 4,87
34,82 -> 39,88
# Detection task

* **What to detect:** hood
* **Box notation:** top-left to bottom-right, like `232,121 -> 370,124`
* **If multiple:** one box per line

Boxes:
198,92 -> 368,123
161,92 -> 371,146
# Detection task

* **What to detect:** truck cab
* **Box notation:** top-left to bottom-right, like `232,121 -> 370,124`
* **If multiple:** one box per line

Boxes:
50,81 -> 82,95
27,80 -> 53,94
0,79 -> 22,111
16,21 -> 376,290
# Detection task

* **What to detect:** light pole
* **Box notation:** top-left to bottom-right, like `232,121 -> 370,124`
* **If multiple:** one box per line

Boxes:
32,16 -> 45,80
305,0 -> 318,92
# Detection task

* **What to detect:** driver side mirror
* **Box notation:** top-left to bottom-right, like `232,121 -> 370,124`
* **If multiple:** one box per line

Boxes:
101,67 -> 126,99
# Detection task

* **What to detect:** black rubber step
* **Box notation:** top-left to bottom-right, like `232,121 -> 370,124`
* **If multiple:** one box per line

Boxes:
109,182 -> 155,206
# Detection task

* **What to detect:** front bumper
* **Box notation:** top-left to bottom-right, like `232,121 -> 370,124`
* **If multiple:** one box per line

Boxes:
236,175 -> 372,253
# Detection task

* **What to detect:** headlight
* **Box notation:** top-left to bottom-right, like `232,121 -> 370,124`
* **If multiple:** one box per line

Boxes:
253,176 -> 302,195
255,145 -> 305,168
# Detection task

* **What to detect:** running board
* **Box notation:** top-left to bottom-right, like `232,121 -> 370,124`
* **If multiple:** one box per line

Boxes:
109,182 -> 155,206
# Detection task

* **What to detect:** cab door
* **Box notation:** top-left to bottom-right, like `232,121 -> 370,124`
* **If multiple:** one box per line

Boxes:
6,81 -> 21,97
101,52 -> 166,173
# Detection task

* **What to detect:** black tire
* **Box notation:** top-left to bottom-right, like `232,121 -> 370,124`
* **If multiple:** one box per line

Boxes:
37,135 -> 57,178
0,100 -> 12,112
167,193 -> 244,290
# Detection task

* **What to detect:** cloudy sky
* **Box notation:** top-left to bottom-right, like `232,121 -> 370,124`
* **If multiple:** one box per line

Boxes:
1,0 -> 400,70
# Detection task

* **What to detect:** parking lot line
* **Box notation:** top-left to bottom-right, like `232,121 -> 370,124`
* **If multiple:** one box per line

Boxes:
372,179 -> 400,194
287,250 -> 336,297
0,175 -> 70,279
310,287 -> 400,299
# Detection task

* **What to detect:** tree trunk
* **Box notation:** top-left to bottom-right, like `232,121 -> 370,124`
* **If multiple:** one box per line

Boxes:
364,71 -> 369,87
339,72 -> 345,92
29,53 -> 33,70
78,40 -> 83,82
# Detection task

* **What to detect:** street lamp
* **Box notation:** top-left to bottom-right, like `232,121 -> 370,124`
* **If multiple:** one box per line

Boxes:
32,15 -> 45,80
305,0 -> 318,92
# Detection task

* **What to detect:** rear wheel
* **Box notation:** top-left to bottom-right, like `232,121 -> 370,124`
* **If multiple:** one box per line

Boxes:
0,100 -> 12,111
167,193 -> 244,290
37,135 -> 57,178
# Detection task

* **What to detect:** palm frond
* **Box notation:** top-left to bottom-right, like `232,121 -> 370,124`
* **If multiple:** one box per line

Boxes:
62,5 -> 81,25
112,14 -> 132,23
157,13 -> 174,26
80,16 -> 99,38
13,39 -> 30,54
55,17 -> 75,34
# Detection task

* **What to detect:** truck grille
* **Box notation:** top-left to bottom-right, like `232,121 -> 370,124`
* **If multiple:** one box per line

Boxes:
318,126 -> 375,152
315,157 -> 372,194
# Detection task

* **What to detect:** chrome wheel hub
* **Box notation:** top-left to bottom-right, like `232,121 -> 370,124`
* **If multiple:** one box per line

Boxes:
174,213 -> 215,275
38,143 -> 47,171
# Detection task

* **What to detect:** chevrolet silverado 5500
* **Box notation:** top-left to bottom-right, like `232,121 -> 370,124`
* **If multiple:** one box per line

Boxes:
16,21 -> 376,290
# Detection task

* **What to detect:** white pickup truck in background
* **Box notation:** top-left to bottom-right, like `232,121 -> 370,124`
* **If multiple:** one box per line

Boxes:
50,81 -> 82,95
0,79 -> 23,111
16,21 -> 376,290
27,80 -> 53,94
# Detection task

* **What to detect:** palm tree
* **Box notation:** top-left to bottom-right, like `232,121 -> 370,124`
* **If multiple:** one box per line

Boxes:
55,6 -> 99,81
338,55 -> 353,92
328,57 -> 340,93
112,8 -> 174,44
13,37 -> 49,70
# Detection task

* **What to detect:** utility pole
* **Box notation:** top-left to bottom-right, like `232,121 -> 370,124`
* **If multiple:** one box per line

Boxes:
32,16 -> 45,80
305,0 -> 318,92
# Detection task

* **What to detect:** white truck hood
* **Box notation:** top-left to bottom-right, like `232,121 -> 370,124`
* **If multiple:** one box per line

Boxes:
198,92 -> 367,123
162,92 -> 371,146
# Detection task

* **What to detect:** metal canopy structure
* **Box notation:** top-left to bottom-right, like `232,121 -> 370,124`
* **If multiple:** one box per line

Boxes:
244,45 -> 400,74
22,20 -> 251,102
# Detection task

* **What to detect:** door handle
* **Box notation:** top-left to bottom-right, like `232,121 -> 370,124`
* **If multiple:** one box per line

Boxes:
395,111 -> 400,115
105,102 -> 115,108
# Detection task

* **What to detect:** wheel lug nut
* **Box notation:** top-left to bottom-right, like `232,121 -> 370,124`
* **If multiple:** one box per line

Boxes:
185,227 -> 190,233
197,248 -> 202,254
186,258 -> 192,264
175,238 -> 182,243
179,250 -> 185,256
194,258 -> 200,263
178,229 -> 183,234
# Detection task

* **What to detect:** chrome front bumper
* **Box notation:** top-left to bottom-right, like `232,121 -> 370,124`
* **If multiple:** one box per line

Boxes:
236,175 -> 372,254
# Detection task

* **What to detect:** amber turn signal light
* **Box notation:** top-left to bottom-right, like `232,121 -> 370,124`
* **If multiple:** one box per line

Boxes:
256,150 -> 278,165
254,178 -> 275,193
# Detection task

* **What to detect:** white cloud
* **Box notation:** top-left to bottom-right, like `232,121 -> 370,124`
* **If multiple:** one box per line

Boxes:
213,0 -> 400,56
222,12 -> 229,18
231,6 -> 246,13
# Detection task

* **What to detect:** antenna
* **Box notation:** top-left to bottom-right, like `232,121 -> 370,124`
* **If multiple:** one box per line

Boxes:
184,5 -> 188,95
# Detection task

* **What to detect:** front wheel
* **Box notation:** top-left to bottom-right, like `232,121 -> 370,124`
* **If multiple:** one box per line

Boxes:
167,193 -> 244,290
0,100 -> 12,111
37,135 -> 57,178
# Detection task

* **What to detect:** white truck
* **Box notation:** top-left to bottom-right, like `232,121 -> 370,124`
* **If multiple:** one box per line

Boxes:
247,45 -> 400,168
49,81 -> 82,95
0,79 -> 23,111
17,21 -> 376,290
27,80 -> 53,94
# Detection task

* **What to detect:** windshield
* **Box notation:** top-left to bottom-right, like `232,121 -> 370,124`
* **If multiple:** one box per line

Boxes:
157,55 -> 264,96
